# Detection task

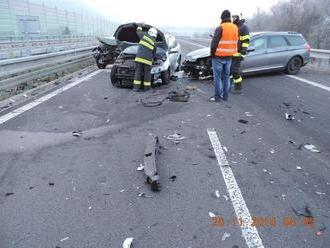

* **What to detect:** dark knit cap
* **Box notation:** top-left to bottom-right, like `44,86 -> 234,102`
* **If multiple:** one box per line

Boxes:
221,10 -> 231,20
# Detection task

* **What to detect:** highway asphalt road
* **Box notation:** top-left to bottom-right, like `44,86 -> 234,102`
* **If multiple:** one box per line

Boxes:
0,38 -> 329,248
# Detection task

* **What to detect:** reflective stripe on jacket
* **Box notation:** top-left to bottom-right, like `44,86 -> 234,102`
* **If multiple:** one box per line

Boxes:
237,21 -> 250,55
135,33 -> 157,65
215,22 -> 238,57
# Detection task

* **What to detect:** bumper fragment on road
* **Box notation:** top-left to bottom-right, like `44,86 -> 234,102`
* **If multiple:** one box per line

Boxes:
144,136 -> 161,191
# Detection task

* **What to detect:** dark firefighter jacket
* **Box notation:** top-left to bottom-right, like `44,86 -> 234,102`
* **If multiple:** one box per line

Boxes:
135,29 -> 157,66
235,19 -> 250,56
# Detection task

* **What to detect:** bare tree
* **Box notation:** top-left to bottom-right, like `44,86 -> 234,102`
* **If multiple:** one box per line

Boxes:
249,0 -> 330,49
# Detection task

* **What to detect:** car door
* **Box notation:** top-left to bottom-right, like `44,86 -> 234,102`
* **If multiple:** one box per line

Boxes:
241,36 -> 269,73
266,35 -> 289,69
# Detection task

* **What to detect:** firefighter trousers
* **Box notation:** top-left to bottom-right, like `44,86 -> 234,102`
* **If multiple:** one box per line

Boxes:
133,62 -> 151,89
231,57 -> 243,92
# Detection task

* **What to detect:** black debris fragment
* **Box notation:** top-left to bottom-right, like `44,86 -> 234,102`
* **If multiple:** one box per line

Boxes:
48,182 -> 55,186
248,161 -> 258,165
169,175 -> 177,182
283,102 -> 291,107
72,130 -> 82,137
240,130 -> 246,134
238,119 -> 248,124
292,206 -> 312,217
5,193 -> 14,196
302,111 -> 311,115
29,186 -> 34,190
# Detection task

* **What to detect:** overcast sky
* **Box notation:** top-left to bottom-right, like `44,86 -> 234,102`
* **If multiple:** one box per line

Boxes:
82,0 -> 280,27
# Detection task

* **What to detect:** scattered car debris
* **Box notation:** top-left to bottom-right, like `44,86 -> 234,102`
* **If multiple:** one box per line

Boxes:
168,90 -> 190,102
136,164 -> 144,171
49,182 -> 55,186
120,189 -> 125,193
122,237 -> 134,248
296,166 -> 302,170
240,130 -> 246,134
292,206 -> 312,217
165,132 -> 186,144
315,191 -> 326,196
281,194 -> 287,199
283,102 -> 291,107
72,130 -> 82,137
302,111 -> 311,115
238,119 -> 248,124
60,237 -> 70,242
248,161 -> 258,165
212,190 -> 221,199
185,85 -> 197,91
106,119 -> 111,124
144,136 -> 161,191
316,225 -> 326,236
285,113 -> 295,120
58,105 -> 63,109
138,192 -> 153,198
209,212 -> 216,218
222,232 -> 231,241
169,175 -> 177,182
5,192 -> 14,197
270,149 -> 275,154
88,206 -> 92,210
223,146 -> 228,153
304,144 -> 320,153
245,112 -> 254,117
223,195 -> 229,201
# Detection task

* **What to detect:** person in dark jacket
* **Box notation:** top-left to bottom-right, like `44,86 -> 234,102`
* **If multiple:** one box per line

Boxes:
231,14 -> 250,94
133,26 -> 158,92
209,10 -> 238,102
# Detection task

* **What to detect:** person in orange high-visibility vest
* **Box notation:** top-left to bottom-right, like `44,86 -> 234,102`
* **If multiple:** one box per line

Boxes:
209,10 -> 238,102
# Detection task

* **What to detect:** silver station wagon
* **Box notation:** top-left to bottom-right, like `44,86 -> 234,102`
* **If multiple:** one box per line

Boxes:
182,32 -> 311,79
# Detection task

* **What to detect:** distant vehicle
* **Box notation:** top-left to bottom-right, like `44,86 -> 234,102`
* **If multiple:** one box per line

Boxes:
102,22 -> 182,88
93,37 -> 120,69
182,32 -> 311,79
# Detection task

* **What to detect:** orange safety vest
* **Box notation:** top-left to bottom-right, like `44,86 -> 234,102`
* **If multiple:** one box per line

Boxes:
215,22 -> 238,57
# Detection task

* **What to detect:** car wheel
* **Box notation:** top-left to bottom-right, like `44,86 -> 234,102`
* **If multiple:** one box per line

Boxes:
161,68 -> 171,85
96,55 -> 107,69
286,56 -> 302,75
110,65 -> 120,87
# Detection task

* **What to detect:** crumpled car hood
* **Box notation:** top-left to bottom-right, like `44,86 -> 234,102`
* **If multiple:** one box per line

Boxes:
185,47 -> 210,62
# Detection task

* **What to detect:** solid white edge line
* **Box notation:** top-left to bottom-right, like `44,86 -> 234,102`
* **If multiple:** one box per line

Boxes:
0,70 -> 101,125
207,128 -> 264,248
286,75 -> 330,92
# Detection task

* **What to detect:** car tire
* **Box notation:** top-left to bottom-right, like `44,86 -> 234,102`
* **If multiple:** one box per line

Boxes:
110,65 -> 120,87
285,56 -> 302,75
96,55 -> 107,69
161,68 -> 171,85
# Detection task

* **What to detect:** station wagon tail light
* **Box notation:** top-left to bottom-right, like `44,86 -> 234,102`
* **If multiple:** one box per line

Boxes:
305,43 -> 311,51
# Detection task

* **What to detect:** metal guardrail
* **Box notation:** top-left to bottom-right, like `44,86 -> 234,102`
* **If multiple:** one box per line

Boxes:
0,46 -> 96,91
310,49 -> 330,59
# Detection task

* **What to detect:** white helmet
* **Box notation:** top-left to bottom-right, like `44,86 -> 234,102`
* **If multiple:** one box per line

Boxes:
148,27 -> 158,38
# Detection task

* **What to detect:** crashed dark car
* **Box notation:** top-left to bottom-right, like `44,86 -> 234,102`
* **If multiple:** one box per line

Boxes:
109,23 -> 182,88
182,32 -> 310,79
